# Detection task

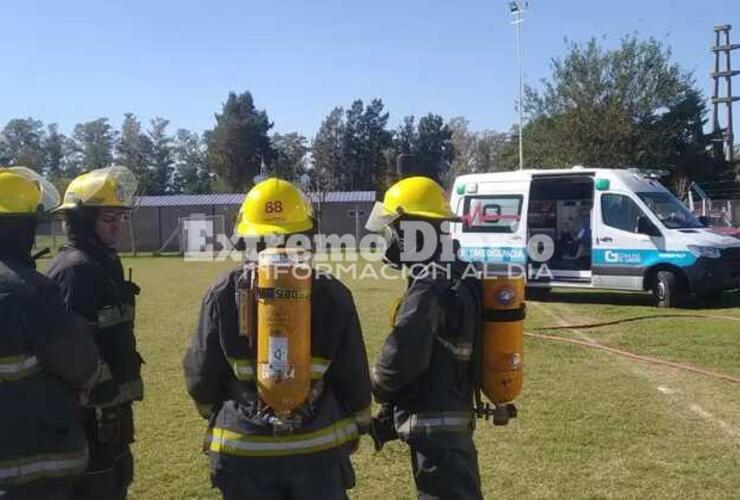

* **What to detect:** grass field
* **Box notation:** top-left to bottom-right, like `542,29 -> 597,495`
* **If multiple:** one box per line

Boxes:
40,256 -> 740,499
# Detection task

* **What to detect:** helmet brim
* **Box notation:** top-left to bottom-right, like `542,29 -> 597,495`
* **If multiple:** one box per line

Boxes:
402,208 -> 459,220
51,202 -> 132,213
235,218 -> 314,237
365,201 -> 459,232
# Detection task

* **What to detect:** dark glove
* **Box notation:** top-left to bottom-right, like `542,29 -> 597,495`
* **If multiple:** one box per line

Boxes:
370,404 -> 398,452
110,281 -> 140,304
96,406 -> 122,444
120,281 -> 141,298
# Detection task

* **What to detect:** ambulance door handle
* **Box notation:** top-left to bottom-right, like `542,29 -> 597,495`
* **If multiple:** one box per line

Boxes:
511,235 -> 523,241
599,236 -> 613,243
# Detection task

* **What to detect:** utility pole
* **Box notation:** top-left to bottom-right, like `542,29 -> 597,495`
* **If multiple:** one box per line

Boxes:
509,1 -> 527,171
711,24 -> 739,163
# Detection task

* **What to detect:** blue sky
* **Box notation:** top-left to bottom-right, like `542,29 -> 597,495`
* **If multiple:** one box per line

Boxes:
1,0 -> 738,139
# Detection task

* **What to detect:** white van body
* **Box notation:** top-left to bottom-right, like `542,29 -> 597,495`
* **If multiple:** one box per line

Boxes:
450,167 -> 740,304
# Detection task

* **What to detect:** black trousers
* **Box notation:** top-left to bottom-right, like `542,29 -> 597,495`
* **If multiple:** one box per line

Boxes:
410,444 -> 483,500
71,406 -> 135,500
211,456 -> 355,500
71,445 -> 133,500
0,479 -> 73,500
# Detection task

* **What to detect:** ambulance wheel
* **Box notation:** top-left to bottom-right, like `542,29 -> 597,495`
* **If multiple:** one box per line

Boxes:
652,271 -> 682,308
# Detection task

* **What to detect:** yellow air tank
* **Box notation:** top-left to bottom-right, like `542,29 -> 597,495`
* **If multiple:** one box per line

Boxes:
256,248 -> 312,416
481,272 -> 525,412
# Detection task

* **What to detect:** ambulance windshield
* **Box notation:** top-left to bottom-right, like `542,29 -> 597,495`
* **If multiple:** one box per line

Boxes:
637,192 -> 703,229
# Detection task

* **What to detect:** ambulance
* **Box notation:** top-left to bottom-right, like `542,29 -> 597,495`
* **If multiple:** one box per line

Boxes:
450,167 -> 740,307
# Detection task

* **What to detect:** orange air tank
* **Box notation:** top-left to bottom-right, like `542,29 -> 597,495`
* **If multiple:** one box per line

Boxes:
256,248 -> 312,416
480,272 -> 525,405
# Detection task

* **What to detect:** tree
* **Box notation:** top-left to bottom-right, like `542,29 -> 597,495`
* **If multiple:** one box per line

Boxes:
58,136 -> 82,181
146,118 -> 174,194
271,132 -> 309,181
342,99 -> 392,190
474,130 -> 511,173
414,113 -> 454,182
0,118 -> 45,171
43,123 -> 67,180
312,108 -> 345,181
519,35 -> 726,186
386,115 -> 418,185
342,100 -> 366,189
643,89 -> 719,193
447,117 -> 511,179
390,114 -> 453,184
72,118 -> 115,171
311,108 -> 345,229
395,116 -> 416,157
206,91 -> 275,191
448,117 -> 476,176
116,113 -> 152,192
172,129 -> 210,194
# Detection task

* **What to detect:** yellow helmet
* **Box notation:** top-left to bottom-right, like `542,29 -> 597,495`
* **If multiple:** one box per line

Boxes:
56,166 -> 138,211
0,166 -> 60,215
366,176 -> 456,232
235,178 -> 314,236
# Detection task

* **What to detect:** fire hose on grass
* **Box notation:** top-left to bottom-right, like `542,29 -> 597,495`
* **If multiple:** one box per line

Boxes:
527,314 -> 740,386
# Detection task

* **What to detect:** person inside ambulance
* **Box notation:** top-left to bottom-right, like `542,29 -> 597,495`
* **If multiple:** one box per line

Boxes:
183,178 -> 372,500
0,167 -> 99,499
46,166 -> 143,499
365,176 -> 484,499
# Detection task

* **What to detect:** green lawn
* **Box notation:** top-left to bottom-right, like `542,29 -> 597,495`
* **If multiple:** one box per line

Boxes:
34,234 -> 67,255
533,289 -> 740,377
40,256 -> 740,499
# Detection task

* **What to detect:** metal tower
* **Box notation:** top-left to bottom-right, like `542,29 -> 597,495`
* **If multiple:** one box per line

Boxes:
711,24 -> 739,163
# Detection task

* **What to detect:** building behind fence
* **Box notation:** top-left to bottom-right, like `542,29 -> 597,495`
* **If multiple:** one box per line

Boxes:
36,191 -> 376,254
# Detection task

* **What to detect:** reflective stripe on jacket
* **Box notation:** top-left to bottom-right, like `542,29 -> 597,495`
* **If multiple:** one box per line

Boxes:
207,418 -> 359,458
396,411 -> 475,440
184,267 -> 372,464
372,261 -> 482,448
46,243 -> 143,408
0,448 -> 89,485
0,355 -> 41,382
0,256 -> 98,486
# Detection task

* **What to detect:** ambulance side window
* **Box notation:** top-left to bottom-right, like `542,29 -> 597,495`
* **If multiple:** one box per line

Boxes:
462,195 -> 522,233
601,194 -> 644,233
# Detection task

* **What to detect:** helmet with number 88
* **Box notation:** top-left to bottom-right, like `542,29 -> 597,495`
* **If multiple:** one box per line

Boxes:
235,178 -> 314,236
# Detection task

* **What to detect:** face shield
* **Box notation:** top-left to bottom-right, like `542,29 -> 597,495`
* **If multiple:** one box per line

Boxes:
57,166 -> 139,212
365,202 -> 403,233
7,166 -> 60,213
91,166 -> 139,208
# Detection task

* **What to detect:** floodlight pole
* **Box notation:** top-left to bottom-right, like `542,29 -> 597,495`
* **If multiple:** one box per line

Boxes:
510,1 -> 527,171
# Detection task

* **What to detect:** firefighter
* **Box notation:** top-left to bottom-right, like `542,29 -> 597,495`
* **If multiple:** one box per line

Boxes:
365,176 -> 484,499
183,178 -> 372,500
0,167 -> 99,499
46,166 -> 143,500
